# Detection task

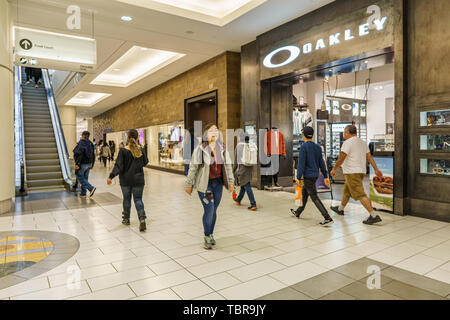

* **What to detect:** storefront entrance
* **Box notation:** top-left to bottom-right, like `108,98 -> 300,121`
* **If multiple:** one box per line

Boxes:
261,49 -> 396,211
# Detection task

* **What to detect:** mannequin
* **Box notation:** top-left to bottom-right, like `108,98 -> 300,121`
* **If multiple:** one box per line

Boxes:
264,127 -> 286,187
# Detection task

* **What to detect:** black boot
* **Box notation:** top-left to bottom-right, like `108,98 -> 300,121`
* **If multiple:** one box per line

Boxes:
138,210 -> 147,232
122,212 -> 130,226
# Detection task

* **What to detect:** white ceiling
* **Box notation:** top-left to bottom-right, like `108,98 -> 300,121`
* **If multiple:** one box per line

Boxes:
10,0 -> 335,118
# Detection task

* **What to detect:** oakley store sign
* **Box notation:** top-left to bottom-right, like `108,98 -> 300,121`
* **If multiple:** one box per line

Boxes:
260,3 -> 394,79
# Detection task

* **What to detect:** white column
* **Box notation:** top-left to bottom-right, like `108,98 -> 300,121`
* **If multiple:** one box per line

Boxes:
58,105 -> 77,154
0,0 -> 14,214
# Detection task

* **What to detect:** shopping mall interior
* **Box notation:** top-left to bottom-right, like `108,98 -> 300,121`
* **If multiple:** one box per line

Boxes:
0,0 -> 449,306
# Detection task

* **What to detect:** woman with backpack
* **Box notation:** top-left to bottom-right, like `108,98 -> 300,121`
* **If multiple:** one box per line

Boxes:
185,124 -> 235,250
233,135 -> 258,211
100,141 -> 111,167
107,129 -> 149,232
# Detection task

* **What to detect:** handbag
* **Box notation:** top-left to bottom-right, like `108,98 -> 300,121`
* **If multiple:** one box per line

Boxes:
295,179 -> 303,207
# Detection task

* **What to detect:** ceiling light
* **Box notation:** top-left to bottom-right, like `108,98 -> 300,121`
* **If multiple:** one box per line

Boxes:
121,16 -> 133,21
90,45 -> 185,87
113,68 -> 121,71
365,60 -> 369,64
140,48 -> 149,51
115,0 -> 268,26
66,91 -> 112,107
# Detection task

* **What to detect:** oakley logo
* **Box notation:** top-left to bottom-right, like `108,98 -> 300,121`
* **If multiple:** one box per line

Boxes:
263,10 -> 388,69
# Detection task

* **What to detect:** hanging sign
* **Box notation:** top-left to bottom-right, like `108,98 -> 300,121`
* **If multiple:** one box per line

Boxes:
14,27 -> 97,73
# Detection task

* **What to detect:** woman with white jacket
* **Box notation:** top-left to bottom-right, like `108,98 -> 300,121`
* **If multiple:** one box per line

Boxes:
185,124 -> 235,250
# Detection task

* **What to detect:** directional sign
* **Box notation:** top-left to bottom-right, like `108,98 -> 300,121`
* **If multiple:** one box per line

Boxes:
19,57 -> 28,65
19,39 -> 33,50
14,27 -> 97,73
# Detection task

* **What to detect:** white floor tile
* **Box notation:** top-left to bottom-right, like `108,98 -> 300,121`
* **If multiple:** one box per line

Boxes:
201,273 -> 241,291
0,278 -> 49,299
148,260 -> 184,275
70,284 -> 136,300
408,233 -> 448,248
195,292 -> 225,300
421,243 -> 450,261
11,281 -> 90,300
132,288 -> 181,300
310,250 -> 362,270
188,257 -> 246,278
425,268 -> 450,285
175,255 -> 209,268
271,248 -> 323,267
87,266 -> 155,292
270,261 -> 328,286
48,264 -> 117,287
112,252 -> 171,272
129,270 -> 196,296
395,254 -> 446,275
235,247 -> 285,264
76,251 -> 136,269
344,241 -> 390,256
171,280 -> 213,300
228,259 -> 285,282
219,276 -> 286,300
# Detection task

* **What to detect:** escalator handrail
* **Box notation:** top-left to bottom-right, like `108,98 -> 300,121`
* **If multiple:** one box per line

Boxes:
42,69 -> 73,187
14,66 -> 27,192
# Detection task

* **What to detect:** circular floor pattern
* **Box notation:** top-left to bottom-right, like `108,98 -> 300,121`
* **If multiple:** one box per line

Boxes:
0,231 -> 80,290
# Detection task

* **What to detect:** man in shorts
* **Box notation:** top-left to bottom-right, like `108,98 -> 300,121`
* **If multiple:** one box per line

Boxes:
330,125 -> 384,225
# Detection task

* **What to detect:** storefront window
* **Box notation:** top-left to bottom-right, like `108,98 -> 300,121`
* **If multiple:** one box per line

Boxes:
420,109 -> 450,127
420,159 -> 450,176
157,121 -> 185,172
420,135 -> 450,151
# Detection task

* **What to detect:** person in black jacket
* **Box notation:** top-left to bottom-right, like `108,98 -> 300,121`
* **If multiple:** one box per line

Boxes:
73,131 -> 96,198
107,129 -> 149,232
32,68 -> 43,88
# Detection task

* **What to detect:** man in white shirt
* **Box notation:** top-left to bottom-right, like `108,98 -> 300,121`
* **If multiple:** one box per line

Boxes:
330,125 -> 384,225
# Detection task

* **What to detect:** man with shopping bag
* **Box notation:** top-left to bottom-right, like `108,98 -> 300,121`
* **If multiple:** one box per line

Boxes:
290,127 -> 333,226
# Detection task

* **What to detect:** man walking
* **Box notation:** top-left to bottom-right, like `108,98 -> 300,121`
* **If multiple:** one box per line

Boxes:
73,131 -> 96,198
233,135 -> 258,211
330,125 -> 383,225
290,127 -> 333,226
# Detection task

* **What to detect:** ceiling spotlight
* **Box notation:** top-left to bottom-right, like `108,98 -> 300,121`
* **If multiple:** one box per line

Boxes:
140,47 -> 149,51
121,16 -> 132,21
364,60 -> 369,64
113,68 -> 121,72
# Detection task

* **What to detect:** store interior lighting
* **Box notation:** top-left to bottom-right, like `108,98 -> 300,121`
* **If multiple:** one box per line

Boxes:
90,46 -> 185,87
66,91 -> 112,107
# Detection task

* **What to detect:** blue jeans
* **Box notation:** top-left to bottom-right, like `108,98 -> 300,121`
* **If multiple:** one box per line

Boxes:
76,164 -> 93,196
236,183 -> 256,207
198,178 -> 223,236
184,164 -> 190,176
121,185 -> 146,218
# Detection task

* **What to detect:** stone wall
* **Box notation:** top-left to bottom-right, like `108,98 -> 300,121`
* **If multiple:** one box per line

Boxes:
93,52 -> 241,141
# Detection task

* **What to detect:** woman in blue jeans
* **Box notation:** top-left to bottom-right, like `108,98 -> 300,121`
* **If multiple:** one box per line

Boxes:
185,124 -> 235,250
107,129 -> 149,232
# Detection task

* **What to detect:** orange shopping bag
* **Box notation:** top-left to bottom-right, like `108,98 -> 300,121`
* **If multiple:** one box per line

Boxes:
295,179 -> 303,207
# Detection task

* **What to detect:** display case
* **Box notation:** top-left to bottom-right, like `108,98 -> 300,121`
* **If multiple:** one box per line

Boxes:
420,109 -> 450,127
420,159 -> 450,176
372,134 -> 395,152
420,135 -> 450,151
157,121 -> 185,172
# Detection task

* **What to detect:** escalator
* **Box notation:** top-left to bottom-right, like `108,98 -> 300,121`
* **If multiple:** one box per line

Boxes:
15,66 -> 73,193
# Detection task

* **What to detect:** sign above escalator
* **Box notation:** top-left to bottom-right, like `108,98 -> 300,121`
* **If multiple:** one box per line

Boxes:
13,27 -> 97,73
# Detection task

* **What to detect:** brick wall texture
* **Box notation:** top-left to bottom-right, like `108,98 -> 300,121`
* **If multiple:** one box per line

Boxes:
93,52 -> 241,141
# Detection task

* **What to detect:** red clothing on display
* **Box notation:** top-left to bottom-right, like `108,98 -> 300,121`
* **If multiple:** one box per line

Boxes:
264,129 -> 286,156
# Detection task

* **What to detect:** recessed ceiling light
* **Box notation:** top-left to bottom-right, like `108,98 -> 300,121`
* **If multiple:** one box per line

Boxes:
90,45 -> 185,87
121,16 -> 133,21
365,60 -> 369,64
140,47 -> 149,51
113,68 -> 121,72
66,91 -> 112,107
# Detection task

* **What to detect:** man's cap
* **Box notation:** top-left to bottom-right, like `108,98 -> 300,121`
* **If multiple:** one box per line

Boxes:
82,131 -> 90,137
302,126 -> 314,139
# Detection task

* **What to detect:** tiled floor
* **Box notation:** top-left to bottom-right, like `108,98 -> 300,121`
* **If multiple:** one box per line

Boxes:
0,166 -> 449,300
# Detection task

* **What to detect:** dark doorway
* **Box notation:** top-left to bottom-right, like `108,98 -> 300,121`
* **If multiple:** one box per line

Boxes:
184,91 -> 218,132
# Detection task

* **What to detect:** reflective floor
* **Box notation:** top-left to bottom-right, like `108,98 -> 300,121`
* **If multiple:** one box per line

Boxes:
0,165 -> 449,300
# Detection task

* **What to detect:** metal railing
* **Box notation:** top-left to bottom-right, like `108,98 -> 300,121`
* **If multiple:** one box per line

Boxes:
42,68 -> 73,188
14,66 -> 27,195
